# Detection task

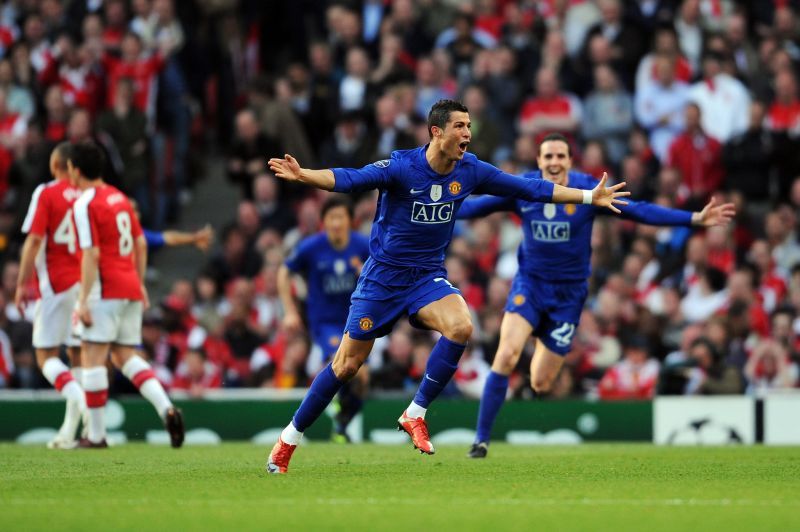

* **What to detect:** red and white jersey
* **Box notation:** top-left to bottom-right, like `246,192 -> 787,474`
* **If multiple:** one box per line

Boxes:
74,184 -> 144,301
21,179 -> 82,297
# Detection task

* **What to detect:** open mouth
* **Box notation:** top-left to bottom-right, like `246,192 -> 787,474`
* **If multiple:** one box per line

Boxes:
458,141 -> 469,154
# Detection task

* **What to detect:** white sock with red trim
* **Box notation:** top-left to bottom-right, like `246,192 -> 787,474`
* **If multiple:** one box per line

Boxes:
42,358 -> 85,440
82,366 -> 108,444
121,356 -> 172,420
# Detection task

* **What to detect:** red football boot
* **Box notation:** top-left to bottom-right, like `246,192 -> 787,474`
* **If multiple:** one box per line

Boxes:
266,438 -> 297,474
397,411 -> 435,455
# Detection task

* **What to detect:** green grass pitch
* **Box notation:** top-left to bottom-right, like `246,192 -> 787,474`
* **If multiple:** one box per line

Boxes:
2,443 -> 799,531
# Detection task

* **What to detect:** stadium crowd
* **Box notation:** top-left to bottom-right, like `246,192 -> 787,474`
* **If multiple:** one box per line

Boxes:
1,0 -> 800,401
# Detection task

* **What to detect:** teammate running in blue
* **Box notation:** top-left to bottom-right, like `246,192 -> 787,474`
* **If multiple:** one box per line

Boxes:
264,100 -> 629,474
461,133 -> 735,458
278,195 -> 370,442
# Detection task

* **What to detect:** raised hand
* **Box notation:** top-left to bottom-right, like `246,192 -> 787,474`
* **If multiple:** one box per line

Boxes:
592,172 -> 630,214
268,154 -> 302,182
693,197 -> 736,227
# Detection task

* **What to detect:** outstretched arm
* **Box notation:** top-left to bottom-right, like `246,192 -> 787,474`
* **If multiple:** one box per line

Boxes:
477,162 -> 629,213
617,197 -> 735,227
268,154 -> 335,190
268,154 -> 394,193
457,196 -> 517,219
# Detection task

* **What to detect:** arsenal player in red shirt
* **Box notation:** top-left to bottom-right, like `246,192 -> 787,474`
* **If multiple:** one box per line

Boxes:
15,142 -> 85,449
71,141 -> 183,448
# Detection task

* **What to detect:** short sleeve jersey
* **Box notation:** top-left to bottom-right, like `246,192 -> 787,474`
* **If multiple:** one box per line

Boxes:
73,184 -> 144,301
21,179 -> 82,297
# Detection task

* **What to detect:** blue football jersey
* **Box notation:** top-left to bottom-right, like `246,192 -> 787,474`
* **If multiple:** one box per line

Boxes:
332,147 -> 556,270
458,170 -> 693,281
285,231 -> 371,328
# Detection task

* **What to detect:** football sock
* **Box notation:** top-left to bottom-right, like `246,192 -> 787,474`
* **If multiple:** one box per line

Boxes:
475,371 -> 510,444
121,356 -> 173,420
281,423 -> 303,446
410,336 -> 466,412
82,366 -> 108,443
292,364 -> 343,432
41,358 -> 85,440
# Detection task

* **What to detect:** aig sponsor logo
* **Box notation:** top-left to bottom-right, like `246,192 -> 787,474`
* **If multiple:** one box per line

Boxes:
411,201 -> 454,224
531,221 -> 570,242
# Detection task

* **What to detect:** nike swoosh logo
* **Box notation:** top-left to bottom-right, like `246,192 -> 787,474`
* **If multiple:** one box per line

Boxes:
520,206 -> 535,212
409,188 -> 425,195
425,373 -> 440,384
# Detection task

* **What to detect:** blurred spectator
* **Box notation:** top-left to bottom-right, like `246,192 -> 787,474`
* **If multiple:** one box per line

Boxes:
635,25 -> 693,91
461,84 -> 500,162
172,348 -> 222,396
372,93 -> 415,160
0,59 -> 34,119
744,339 -> 798,394
581,64 -> 632,165
414,55 -> 453,118
680,266 -> 727,323
725,12 -> 759,83
722,101 -> 775,207
582,0 -> 646,90
598,334 -> 660,399
674,0 -> 703,71
688,51 -> 751,143
97,77 -> 149,222
252,175 -> 295,235
518,67 -> 581,144
319,110 -> 373,169
765,210 -> 800,273
635,53 -> 689,162
338,47 -> 374,113
666,103 -> 724,206
227,108 -> 280,199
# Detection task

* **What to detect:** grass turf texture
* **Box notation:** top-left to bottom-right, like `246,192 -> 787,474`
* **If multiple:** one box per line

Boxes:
2,443 -> 799,531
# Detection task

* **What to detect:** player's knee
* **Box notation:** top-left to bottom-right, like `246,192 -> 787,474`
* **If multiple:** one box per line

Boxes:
444,317 -> 473,343
332,357 -> 361,381
493,348 -> 520,375
531,374 -> 555,395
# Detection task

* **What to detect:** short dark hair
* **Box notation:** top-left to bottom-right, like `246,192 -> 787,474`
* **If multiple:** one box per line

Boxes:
538,132 -> 572,157
52,141 -> 72,170
69,141 -> 105,180
427,99 -> 468,138
321,195 -> 354,220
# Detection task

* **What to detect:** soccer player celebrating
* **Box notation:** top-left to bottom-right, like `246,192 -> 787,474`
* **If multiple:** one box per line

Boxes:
70,142 -> 184,448
462,133 -> 735,458
265,100 -> 629,473
15,142 -> 85,449
278,195 -> 371,442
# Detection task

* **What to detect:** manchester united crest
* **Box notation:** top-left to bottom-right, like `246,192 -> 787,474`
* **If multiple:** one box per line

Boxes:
513,294 -> 526,306
359,317 -> 374,331
448,181 -> 462,195
565,204 -> 576,215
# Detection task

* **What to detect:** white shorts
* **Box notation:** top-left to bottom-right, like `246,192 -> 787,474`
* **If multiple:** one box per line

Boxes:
32,284 -> 80,349
80,299 -> 143,346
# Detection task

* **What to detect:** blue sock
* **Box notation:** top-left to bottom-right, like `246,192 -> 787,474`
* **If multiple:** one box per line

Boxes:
413,336 -> 466,408
475,371 -> 509,444
292,364 -> 344,432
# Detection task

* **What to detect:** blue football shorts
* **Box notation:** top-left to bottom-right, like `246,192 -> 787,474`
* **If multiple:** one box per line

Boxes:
504,273 -> 588,356
344,258 -> 461,341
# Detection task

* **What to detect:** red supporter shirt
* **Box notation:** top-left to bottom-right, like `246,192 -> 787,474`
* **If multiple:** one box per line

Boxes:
21,179 -> 82,297
101,53 -> 164,117
667,132 -> 724,200
73,184 -> 144,301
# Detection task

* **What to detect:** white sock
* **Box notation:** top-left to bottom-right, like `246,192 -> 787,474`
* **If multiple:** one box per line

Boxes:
82,366 -> 108,443
58,397 -> 82,441
122,356 -> 172,420
406,401 -> 427,419
281,422 -> 303,446
42,358 -> 85,440
71,367 -> 83,387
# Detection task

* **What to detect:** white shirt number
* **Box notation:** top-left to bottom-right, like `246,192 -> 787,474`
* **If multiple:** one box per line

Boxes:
54,209 -> 77,254
116,211 -> 133,256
